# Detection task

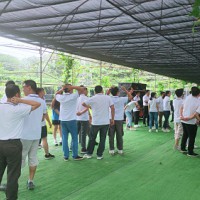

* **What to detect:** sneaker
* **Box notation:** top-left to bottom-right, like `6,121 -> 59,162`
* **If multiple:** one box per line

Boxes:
45,153 -> 55,160
80,148 -> 87,154
55,143 -> 58,146
83,154 -> 92,159
27,181 -> 35,190
59,141 -> 62,146
38,144 -> 42,149
162,128 -> 166,132
129,127 -> 136,131
165,128 -> 170,132
118,150 -> 124,155
149,129 -> 152,133
156,129 -> 158,133
180,149 -> 187,153
134,125 -> 138,128
74,155 -> 83,161
97,156 -> 103,160
63,157 -> 69,161
187,152 -> 199,157
0,184 -> 6,192
152,126 -> 156,130
109,150 -> 115,156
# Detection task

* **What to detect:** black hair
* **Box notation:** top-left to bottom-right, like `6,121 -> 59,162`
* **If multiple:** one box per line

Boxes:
175,89 -> 184,97
145,90 -> 150,94
23,80 -> 37,92
165,91 -> 171,96
160,91 -> 165,95
111,87 -> 119,96
191,87 -> 200,97
5,84 -> 20,98
36,87 -> 44,94
150,92 -> 156,100
95,85 -> 103,93
5,80 -> 15,87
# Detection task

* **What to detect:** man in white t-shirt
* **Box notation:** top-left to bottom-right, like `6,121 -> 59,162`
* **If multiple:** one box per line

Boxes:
107,86 -> 132,155
83,85 -> 115,160
157,92 -> 165,128
173,89 -> 184,150
143,90 -> 150,126
162,91 -> 171,132
180,87 -> 200,157
76,86 -> 90,154
21,80 -> 46,190
56,84 -> 84,161
0,84 -> 40,200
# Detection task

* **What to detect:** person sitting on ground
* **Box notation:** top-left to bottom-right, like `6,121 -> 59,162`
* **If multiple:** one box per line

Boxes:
0,84 -> 40,199
107,86 -> 132,155
148,92 -> 159,133
173,89 -> 184,150
51,98 -> 62,146
83,85 -> 115,160
36,88 -> 55,160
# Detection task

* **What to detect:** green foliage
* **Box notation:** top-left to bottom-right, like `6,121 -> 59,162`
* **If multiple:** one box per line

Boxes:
190,0 -> 200,32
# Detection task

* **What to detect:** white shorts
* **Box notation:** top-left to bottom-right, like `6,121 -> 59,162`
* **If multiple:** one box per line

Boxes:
174,122 -> 183,140
21,139 -> 39,167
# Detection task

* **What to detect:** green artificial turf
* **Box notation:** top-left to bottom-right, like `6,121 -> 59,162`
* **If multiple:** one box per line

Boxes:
1,123 -> 200,200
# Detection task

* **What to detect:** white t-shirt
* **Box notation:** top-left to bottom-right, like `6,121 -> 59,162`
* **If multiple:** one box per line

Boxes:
84,93 -> 113,125
0,94 -> 7,103
181,94 -> 200,125
21,94 -> 46,140
125,101 -> 137,112
173,98 -> 184,123
41,101 -> 48,127
133,95 -> 140,112
148,98 -> 159,112
143,94 -> 149,106
157,96 -> 164,112
163,96 -> 171,111
0,102 -> 31,140
110,96 -> 128,120
56,92 -> 79,121
76,94 -> 89,121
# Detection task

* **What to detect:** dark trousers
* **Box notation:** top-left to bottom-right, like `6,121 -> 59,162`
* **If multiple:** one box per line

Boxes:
108,120 -> 124,151
77,120 -> 90,150
143,106 -> 149,126
133,111 -> 139,125
0,139 -> 22,200
158,112 -> 164,128
87,125 -> 109,157
181,123 -> 197,154
163,111 -> 170,129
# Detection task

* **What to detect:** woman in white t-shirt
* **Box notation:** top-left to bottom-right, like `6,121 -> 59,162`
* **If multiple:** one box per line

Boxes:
148,92 -> 159,132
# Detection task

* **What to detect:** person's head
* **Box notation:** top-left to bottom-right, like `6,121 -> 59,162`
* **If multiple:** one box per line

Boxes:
175,89 -> 184,98
95,85 -> 103,94
80,85 -> 88,96
23,80 -> 37,96
145,90 -> 150,96
150,92 -> 156,100
136,91 -> 140,96
5,80 -> 15,87
165,90 -> 171,97
191,87 -> 200,97
5,84 -> 20,99
111,86 -> 119,96
36,88 -> 45,99
63,84 -> 72,93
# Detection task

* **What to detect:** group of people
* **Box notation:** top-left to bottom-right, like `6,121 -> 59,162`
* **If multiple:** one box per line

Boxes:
0,79 -> 200,200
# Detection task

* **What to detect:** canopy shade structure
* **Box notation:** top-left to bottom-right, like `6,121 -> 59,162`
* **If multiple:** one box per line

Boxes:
0,0 -> 200,83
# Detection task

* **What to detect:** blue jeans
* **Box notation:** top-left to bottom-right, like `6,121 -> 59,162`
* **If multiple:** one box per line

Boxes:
61,120 -> 78,159
125,110 -> 132,127
149,112 -> 158,129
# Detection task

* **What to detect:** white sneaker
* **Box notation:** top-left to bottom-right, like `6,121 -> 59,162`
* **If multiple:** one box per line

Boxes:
152,126 -> 156,130
162,128 -> 166,132
118,150 -> 124,155
165,128 -> 170,132
129,127 -> 136,131
156,129 -> 158,133
83,154 -> 92,159
109,150 -> 115,155
149,129 -> 152,133
134,125 -> 138,128
97,156 -> 103,160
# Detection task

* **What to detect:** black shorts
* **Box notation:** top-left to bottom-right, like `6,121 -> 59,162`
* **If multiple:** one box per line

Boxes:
52,120 -> 60,125
41,126 -> 47,138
